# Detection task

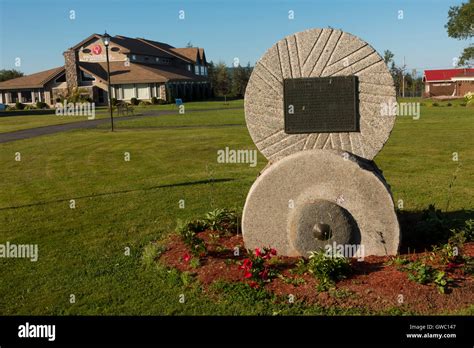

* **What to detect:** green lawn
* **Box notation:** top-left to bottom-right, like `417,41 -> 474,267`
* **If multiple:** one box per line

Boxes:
0,99 -> 472,315
97,108 -> 245,129
0,99 -> 244,133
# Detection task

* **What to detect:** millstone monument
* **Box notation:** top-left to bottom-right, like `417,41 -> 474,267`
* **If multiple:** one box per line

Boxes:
242,28 -> 400,257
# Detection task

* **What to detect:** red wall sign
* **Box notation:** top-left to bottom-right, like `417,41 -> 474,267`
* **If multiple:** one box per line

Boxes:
92,45 -> 102,55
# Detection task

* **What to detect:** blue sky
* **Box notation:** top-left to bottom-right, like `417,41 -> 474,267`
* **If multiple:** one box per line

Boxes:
0,0 -> 469,75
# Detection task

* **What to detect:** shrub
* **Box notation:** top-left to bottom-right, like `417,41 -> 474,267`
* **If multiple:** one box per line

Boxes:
111,98 -> 118,106
176,219 -> 207,256
36,101 -> 49,109
24,105 -> 36,110
130,97 -> 139,105
151,96 -> 158,105
138,101 -> 151,106
308,251 -> 352,291
15,101 -> 25,110
403,260 -> 451,294
204,208 -> 239,234
157,99 -> 168,105
446,102 -> 452,107
432,102 -> 439,107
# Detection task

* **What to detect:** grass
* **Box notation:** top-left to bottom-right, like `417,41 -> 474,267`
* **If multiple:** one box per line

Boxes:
0,98 -> 472,315
97,109 -> 245,129
0,99 -> 244,134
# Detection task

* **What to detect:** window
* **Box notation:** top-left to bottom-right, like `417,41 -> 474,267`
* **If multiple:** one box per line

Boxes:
21,91 -> 32,103
155,57 -> 160,63
136,84 -> 150,99
131,55 -> 136,60
122,84 -> 135,100
195,65 -> 200,75
187,64 -> 191,71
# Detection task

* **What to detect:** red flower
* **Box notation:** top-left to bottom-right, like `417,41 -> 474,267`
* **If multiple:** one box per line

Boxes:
270,248 -> 277,256
447,262 -> 457,269
183,253 -> 191,263
259,268 -> 269,280
255,248 -> 262,257
240,258 -> 252,270
244,271 -> 252,279
249,281 -> 259,289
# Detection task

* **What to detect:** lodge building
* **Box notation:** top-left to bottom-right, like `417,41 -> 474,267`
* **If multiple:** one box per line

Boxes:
423,68 -> 474,97
0,33 -> 210,106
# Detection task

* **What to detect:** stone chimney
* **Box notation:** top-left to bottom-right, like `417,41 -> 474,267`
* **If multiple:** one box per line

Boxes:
63,49 -> 79,92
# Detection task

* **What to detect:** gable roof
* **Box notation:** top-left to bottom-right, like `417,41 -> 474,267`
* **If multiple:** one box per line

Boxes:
0,66 -> 65,89
70,33 -> 103,50
171,48 -> 202,63
424,68 -> 474,82
137,38 -> 194,63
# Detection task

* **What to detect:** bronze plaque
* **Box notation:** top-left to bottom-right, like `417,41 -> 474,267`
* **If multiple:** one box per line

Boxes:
283,76 -> 359,134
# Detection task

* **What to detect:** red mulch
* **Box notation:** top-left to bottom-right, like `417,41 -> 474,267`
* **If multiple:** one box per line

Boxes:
159,231 -> 474,314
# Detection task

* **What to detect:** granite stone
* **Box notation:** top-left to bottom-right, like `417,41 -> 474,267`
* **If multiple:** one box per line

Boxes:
245,28 -> 397,161
242,150 -> 400,256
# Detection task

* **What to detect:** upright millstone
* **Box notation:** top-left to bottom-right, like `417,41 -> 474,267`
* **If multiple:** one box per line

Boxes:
245,28 -> 397,161
242,28 -> 400,256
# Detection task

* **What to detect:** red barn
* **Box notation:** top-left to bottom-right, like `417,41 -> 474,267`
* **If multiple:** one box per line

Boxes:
423,68 -> 474,97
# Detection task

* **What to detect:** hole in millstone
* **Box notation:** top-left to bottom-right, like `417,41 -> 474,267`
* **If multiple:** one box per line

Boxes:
313,222 -> 332,240
292,200 -> 362,256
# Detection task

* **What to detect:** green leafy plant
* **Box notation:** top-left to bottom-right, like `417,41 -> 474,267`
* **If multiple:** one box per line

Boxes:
290,258 -> 309,275
387,255 -> 409,268
204,208 -> 239,234
433,270 -> 449,294
176,219 -> 207,256
307,251 -> 352,291
208,232 -> 221,246
406,261 -> 433,284
189,257 -> 201,269
141,242 -> 166,268
402,260 -> 452,294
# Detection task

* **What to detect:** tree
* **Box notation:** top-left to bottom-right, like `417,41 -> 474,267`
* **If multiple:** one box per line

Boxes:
445,0 -> 474,66
231,62 -> 252,98
383,50 -> 394,65
0,69 -> 24,82
213,62 -> 231,98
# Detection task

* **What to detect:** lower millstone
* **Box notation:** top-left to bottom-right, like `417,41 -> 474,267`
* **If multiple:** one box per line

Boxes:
242,149 -> 400,256
292,200 -> 359,255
